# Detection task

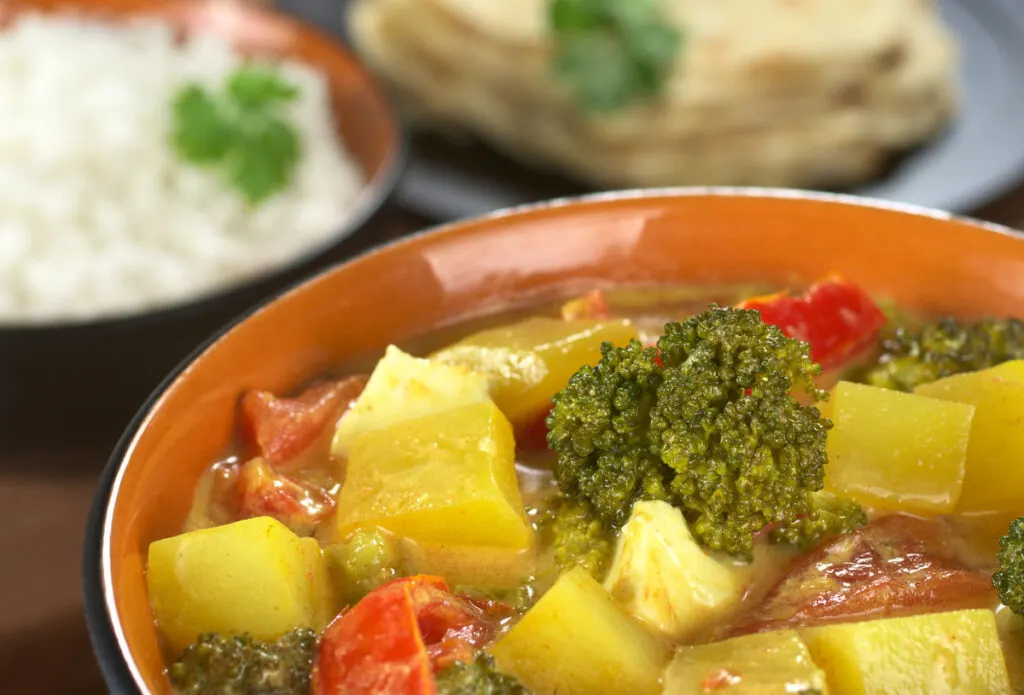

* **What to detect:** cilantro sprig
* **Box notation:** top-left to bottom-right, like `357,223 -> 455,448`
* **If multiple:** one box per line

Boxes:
171,65 -> 302,205
549,0 -> 682,112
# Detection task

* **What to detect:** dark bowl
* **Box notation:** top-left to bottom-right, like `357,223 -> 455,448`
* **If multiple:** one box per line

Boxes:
0,0 -> 405,444
84,188 -> 1024,693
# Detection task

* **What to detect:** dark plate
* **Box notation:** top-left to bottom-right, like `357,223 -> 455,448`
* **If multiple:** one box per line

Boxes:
0,0 -> 405,446
320,0 -> 1024,220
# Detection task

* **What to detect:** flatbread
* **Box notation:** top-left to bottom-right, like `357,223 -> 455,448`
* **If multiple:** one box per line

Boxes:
349,0 -> 958,189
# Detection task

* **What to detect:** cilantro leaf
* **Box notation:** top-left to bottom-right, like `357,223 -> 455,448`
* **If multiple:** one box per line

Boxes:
549,0 -> 681,112
170,64 -> 302,205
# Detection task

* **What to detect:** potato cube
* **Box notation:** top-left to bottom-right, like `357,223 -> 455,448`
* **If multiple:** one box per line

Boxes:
490,567 -> 665,695
663,630 -> 828,695
915,360 -> 1024,514
799,609 -> 1011,695
335,400 -> 532,549
332,345 -> 491,457
147,516 -> 328,651
824,381 -> 974,514
604,500 -> 743,640
431,317 -> 638,426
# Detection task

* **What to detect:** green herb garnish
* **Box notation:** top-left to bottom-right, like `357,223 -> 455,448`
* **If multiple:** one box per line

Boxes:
171,64 -> 301,205
549,0 -> 682,112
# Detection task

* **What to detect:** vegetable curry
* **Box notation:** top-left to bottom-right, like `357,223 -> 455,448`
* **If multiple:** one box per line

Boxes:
146,276 -> 1024,695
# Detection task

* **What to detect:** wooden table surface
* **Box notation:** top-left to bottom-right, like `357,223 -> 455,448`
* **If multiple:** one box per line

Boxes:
5,190 -> 1024,693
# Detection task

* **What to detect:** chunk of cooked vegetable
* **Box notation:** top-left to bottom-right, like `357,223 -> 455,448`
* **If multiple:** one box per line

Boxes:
242,376 -> 367,467
331,345 -> 492,457
994,516 -> 1024,616
489,567 -> 665,695
995,604 -> 1024,692
169,628 -> 316,695
822,381 -> 974,515
799,609 -> 1012,695
148,517 -> 330,651
315,576 -> 503,694
547,306 -> 832,558
731,515 -> 1000,637
915,360 -> 1024,514
336,399 -> 533,550
435,652 -> 531,695
324,528 -> 405,607
662,629 -> 828,695
768,491 -> 866,551
603,500 -> 743,640
235,458 -> 334,536
547,496 -> 616,579
738,274 -> 886,370
863,316 -> 1024,392
431,316 -> 638,427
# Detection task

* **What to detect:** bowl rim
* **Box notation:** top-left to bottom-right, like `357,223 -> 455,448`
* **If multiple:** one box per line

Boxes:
83,185 -> 1023,694
0,0 -> 408,333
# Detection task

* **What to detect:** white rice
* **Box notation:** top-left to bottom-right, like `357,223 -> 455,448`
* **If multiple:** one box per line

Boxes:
0,14 -> 367,324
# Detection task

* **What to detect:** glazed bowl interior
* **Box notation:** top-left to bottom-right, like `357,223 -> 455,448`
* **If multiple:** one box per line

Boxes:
88,189 -> 1024,693
0,0 -> 404,441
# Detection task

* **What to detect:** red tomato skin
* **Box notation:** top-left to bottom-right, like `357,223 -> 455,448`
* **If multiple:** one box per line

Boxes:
729,515 -> 999,636
739,274 -> 886,370
241,375 -> 368,467
314,576 -> 501,694
235,458 -> 334,534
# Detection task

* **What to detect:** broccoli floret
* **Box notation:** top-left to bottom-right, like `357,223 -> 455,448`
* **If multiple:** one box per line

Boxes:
769,492 -> 867,550
435,653 -> 531,695
863,317 -> 1024,392
168,628 -> 315,695
994,516 -> 1024,615
324,527 -> 403,605
548,306 -> 832,559
546,496 -> 616,579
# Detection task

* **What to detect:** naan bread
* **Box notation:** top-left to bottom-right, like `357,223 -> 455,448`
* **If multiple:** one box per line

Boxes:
350,0 -> 958,190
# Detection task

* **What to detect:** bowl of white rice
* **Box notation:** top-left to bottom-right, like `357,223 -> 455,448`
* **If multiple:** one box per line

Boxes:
0,0 -> 405,440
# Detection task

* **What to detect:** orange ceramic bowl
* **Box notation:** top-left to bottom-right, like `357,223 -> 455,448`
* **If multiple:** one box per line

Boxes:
84,189 -> 1024,693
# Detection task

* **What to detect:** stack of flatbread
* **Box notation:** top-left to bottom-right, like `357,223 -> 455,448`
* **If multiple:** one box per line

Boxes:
349,0 -> 959,190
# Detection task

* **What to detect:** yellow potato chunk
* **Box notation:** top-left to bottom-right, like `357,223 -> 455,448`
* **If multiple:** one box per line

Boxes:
490,567 -> 665,695
332,345 -> 491,457
915,360 -> 1024,514
430,317 -> 638,425
799,609 -> 1011,695
147,517 -> 329,652
824,381 -> 974,514
664,630 -> 829,695
335,400 -> 533,549
604,501 -> 743,640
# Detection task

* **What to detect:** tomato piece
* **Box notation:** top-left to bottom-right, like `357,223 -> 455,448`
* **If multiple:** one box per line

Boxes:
242,375 -> 368,467
315,576 -> 501,695
516,406 -> 552,451
236,458 -> 334,536
315,578 -> 436,695
738,275 -> 886,369
729,515 -> 998,636
561,289 -> 611,321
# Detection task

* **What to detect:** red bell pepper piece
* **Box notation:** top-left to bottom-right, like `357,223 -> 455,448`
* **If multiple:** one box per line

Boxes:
738,275 -> 886,370
314,576 -> 502,695
241,375 -> 368,467
235,458 -> 334,535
